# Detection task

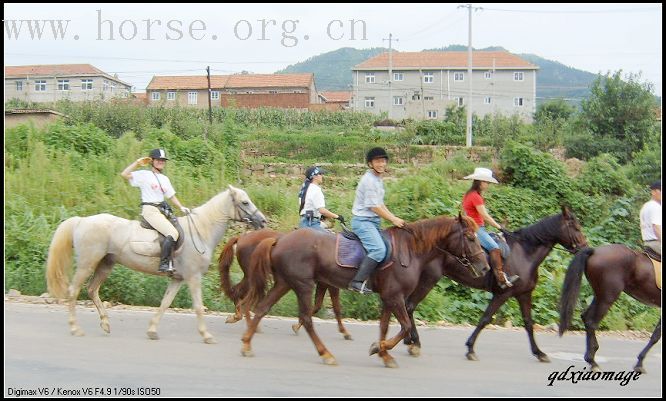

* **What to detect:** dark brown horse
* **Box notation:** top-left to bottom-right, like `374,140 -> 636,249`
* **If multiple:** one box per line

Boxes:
240,215 -> 488,367
402,206 -> 588,362
218,228 -> 353,340
559,245 -> 661,373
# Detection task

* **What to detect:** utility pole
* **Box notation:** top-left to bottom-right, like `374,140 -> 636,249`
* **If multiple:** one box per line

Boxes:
458,4 -> 481,147
383,33 -> 398,120
206,66 -> 212,140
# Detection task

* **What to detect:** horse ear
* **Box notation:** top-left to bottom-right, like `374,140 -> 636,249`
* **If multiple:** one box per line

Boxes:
458,212 -> 466,226
561,204 -> 570,217
228,184 -> 237,192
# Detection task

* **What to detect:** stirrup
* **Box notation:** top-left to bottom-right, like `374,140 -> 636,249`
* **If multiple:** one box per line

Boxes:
498,274 -> 519,289
158,260 -> 175,274
348,280 -> 373,295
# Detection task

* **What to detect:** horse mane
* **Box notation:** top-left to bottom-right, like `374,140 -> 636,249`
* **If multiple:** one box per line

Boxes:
388,215 -> 477,255
512,213 -> 562,247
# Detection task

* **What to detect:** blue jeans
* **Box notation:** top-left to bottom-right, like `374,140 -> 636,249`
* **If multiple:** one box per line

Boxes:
351,216 -> 386,262
477,226 -> 499,251
299,216 -> 326,231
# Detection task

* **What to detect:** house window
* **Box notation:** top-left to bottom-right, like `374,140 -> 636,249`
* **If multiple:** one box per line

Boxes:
393,72 -> 403,81
246,91 -> 254,94
365,73 -> 375,84
424,96 -> 434,101
293,90 -> 303,93
34,80 -> 47,91
484,71 -> 492,79
151,92 -> 160,101
393,96 -> 404,106
484,96 -> 491,104
103,80 -> 109,91
514,72 -> 524,81
412,93 -> 421,101
454,72 -> 464,82
16,81 -> 23,91
167,91 -> 176,100
364,97 -> 375,108
188,91 -> 198,105
427,110 -> 438,119
210,91 -> 219,100
81,79 -> 93,90
423,72 -> 433,83
268,90 -> 278,94
454,97 -> 464,107
57,80 -> 70,91
514,97 -> 524,107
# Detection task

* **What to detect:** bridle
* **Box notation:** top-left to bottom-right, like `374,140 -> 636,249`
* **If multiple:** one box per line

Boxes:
555,217 -> 584,254
403,222 -> 484,269
229,190 -> 262,226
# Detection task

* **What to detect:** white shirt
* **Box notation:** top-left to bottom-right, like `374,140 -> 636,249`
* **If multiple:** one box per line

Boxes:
300,183 -> 326,218
352,170 -> 385,217
130,170 -> 176,203
640,200 -> 661,241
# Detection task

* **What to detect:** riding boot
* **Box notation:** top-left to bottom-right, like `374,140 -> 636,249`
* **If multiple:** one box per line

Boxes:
348,256 -> 379,295
158,235 -> 176,273
489,249 -> 519,289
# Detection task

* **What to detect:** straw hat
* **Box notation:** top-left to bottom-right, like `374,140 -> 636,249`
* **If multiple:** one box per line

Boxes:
463,167 -> 499,184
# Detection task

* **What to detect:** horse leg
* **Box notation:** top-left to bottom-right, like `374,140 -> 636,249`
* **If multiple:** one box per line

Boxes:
402,277 -> 439,357
465,293 -> 510,361
147,278 -> 183,340
66,256 -> 101,336
188,274 -> 216,344
292,281 -> 337,365
328,287 -> 352,340
634,318 -> 661,374
581,295 -> 618,372
292,283 -> 326,335
241,280 -> 290,357
86,258 -> 114,334
370,306 -> 399,368
516,292 -> 549,362
225,304 -> 243,324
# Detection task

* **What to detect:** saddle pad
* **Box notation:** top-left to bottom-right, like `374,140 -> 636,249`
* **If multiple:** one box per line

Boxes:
129,226 -> 161,256
335,233 -> 393,270
651,259 -> 661,290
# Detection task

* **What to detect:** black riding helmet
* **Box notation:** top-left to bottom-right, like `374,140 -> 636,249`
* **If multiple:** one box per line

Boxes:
366,147 -> 389,163
149,148 -> 169,160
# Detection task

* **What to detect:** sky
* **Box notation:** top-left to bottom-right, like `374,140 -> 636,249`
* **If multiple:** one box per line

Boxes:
4,3 -> 663,96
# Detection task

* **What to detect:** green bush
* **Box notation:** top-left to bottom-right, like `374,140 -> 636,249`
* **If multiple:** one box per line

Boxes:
576,153 -> 632,196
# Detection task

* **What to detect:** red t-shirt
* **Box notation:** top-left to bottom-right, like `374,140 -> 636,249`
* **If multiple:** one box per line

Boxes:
462,191 -> 485,226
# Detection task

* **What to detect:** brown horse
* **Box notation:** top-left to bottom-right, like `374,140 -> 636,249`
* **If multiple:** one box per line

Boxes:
240,215 -> 488,367
559,245 -> 661,373
402,206 -> 588,362
217,228 -> 353,340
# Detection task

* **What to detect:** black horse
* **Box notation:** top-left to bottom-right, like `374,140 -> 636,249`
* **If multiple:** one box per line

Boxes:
559,245 -> 661,373
403,206 -> 588,362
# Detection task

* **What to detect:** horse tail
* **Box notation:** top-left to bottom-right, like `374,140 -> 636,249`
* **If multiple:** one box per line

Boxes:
218,236 -> 240,302
559,247 -> 595,336
46,217 -> 81,299
241,237 -> 277,313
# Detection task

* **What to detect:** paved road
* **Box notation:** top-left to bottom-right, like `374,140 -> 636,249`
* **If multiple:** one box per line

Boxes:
4,301 -> 662,397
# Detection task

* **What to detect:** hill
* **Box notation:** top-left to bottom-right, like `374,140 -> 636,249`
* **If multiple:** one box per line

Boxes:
277,46 -> 600,105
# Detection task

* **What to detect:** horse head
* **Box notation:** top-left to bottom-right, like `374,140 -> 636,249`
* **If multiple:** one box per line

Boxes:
227,185 -> 268,229
559,205 -> 587,253
455,214 -> 489,274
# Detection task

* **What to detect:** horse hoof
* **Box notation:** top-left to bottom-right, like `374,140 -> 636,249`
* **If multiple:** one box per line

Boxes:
147,331 -> 159,340
591,365 -> 602,373
369,342 -> 380,356
241,349 -> 254,357
291,324 -> 300,335
71,329 -> 85,337
407,345 -> 421,357
322,356 -> 338,366
204,337 -> 217,344
343,334 -> 353,341
634,366 -> 646,374
225,316 -> 240,324
100,322 -> 111,334
384,359 -> 399,368
538,354 -> 550,363
466,352 -> 479,361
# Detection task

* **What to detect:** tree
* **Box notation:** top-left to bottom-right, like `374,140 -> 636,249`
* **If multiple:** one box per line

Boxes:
534,99 -> 575,123
580,71 -> 658,163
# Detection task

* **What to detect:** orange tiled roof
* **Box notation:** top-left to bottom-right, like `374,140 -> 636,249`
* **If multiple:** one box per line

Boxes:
354,51 -> 538,69
321,91 -> 351,102
147,73 -> 313,90
4,64 -> 131,85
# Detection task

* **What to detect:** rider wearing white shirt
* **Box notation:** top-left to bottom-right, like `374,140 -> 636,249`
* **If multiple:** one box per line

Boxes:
640,181 -> 662,256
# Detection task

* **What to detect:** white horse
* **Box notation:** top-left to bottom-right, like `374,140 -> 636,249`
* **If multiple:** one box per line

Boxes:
46,185 -> 267,344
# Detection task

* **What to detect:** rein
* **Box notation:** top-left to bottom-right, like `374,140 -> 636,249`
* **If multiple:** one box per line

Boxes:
400,224 -> 480,268
185,212 -> 206,255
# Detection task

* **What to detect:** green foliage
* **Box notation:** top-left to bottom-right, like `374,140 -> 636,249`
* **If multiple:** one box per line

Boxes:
43,122 -> 113,156
580,71 -> 659,163
575,154 -> 632,196
410,119 -> 464,145
626,146 -> 662,186
535,99 -> 576,123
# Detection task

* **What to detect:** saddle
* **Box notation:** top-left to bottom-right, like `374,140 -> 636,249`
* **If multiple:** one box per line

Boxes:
474,232 -> 512,280
128,217 -> 185,257
335,229 -> 400,270
642,247 -> 662,290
